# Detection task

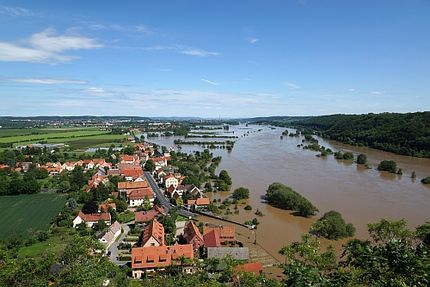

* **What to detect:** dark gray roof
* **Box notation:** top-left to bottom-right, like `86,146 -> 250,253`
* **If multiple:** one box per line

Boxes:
207,247 -> 249,260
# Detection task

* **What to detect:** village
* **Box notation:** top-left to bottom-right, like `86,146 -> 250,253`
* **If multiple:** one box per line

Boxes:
0,136 -> 269,280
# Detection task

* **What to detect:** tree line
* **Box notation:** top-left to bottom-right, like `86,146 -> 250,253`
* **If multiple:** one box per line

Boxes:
290,112 -> 430,158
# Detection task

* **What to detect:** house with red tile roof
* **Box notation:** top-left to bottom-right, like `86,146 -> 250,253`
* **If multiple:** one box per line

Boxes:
187,197 -> 210,211
99,201 -> 116,212
72,211 -> 111,228
203,229 -> 221,247
120,154 -> 140,164
118,181 -> 148,191
164,173 -> 179,189
131,244 -> 194,277
183,221 -> 204,251
85,173 -> 108,192
0,164 -> 9,170
135,206 -> 165,223
128,188 -> 154,207
203,225 -> 236,243
142,218 -> 165,247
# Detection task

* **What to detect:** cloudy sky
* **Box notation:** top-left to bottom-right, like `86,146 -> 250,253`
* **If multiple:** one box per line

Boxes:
0,0 -> 429,117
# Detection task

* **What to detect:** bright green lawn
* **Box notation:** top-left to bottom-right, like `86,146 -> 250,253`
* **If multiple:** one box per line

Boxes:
18,228 -> 76,258
0,193 -> 67,239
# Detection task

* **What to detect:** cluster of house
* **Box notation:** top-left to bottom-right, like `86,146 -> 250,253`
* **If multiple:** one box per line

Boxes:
131,215 -> 254,278
152,160 -> 211,211
1,158 -> 112,175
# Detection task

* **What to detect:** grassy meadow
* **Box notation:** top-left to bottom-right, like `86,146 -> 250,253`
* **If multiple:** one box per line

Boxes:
0,193 -> 67,240
0,128 -> 127,150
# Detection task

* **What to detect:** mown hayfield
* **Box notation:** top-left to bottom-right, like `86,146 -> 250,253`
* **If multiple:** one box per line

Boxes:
0,193 -> 67,240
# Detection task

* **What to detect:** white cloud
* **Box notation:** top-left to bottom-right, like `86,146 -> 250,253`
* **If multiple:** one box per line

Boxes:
0,28 -> 102,63
110,24 -> 126,31
348,88 -> 355,92
117,44 -> 221,57
180,48 -> 220,57
371,91 -> 383,95
283,81 -> 301,90
136,25 -> 152,34
85,87 -> 112,96
88,24 -> 106,30
201,78 -> 219,86
6,77 -> 87,85
248,37 -> 259,44
0,5 -> 35,17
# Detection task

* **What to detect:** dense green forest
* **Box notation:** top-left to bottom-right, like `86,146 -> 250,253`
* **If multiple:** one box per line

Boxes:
262,112 -> 430,158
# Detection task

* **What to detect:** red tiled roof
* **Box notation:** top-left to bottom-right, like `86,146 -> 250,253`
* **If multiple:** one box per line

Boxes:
234,262 -> 263,275
128,188 -> 154,200
203,229 -> 221,247
78,211 -> 111,223
135,209 -> 160,223
203,225 -> 236,242
131,244 -> 194,270
118,181 -> 148,190
184,221 -> 204,249
99,202 -> 116,212
164,173 -> 175,180
142,218 -> 165,246
195,197 -> 210,205
121,169 -> 144,180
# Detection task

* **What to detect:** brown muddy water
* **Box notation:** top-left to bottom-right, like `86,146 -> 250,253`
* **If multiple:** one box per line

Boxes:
147,125 -> 430,260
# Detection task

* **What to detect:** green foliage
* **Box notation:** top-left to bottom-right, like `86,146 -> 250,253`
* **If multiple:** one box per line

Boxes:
421,176 -> 430,184
244,205 -> 252,211
232,187 -> 250,200
144,159 -> 155,172
280,234 -> 338,286
377,160 -> 398,173
117,210 -> 134,223
310,210 -> 355,240
265,183 -> 318,217
81,200 -> 98,214
113,198 -> 128,212
356,153 -> 367,164
281,218 -> 430,287
342,152 -> 354,160
122,145 -> 135,155
292,112 -> 430,157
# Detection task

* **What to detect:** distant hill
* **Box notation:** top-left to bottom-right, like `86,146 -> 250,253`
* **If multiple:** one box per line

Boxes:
289,112 -> 430,158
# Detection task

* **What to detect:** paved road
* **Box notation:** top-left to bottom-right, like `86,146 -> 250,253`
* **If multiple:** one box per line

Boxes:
144,171 -> 172,212
144,171 -> 195,218
108,222 -> 131,266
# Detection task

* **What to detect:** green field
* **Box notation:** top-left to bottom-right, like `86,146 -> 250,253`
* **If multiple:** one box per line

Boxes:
0,193 -> 67,239
0,128 -> 99,138
0,129 -> 111,144
0,127 -> 128,150
18,227 -> 76,258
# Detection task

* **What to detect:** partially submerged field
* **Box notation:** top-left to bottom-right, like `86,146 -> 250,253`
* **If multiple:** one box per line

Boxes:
0,193 -> 67,240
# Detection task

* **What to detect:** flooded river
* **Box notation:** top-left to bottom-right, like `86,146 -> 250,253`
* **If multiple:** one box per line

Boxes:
146,125 -> 430,260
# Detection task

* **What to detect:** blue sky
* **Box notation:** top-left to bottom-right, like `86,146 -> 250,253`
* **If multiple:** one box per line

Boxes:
0,0 -> 429,117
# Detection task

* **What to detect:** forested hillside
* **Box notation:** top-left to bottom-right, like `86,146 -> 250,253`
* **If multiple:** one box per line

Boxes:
291,112 -> 430,157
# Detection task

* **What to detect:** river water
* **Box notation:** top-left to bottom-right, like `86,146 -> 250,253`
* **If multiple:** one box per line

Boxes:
145,124 -> 430,260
